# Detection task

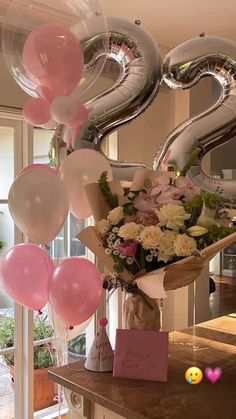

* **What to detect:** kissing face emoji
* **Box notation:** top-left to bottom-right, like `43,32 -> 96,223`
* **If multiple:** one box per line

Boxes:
185,367 -> 203,385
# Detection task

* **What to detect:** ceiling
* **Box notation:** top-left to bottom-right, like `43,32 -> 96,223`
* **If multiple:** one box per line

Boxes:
100,0 -> 236,49
1,1 -> 236,50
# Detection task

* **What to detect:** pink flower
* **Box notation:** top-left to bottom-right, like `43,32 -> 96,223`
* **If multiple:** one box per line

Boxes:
135,210 -> 159,226
150,175 -> 171,196
124,214 -> 137,223
175,176 -> 200,201
119,240 -> 138,257
133,192 -> 157,211
151,186 -> 182,206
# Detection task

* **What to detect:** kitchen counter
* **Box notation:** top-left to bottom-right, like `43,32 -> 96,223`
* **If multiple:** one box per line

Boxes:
48,315 -> 236,418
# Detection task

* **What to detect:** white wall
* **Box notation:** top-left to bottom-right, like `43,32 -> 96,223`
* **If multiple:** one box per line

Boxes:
118,89 -> 176,167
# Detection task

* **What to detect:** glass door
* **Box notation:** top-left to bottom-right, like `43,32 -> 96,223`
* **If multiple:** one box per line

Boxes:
0,115 -> 28,419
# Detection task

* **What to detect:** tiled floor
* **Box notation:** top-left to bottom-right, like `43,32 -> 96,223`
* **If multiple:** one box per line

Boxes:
209,275 -> 236,319
0,362 -> 14,419
0,275 -> 236,418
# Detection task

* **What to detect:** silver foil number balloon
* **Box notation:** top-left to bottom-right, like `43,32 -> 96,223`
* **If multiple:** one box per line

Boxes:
153,35 -> 236,203
74,17 -> 162,180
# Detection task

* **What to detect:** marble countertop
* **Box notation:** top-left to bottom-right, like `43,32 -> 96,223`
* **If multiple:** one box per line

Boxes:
48,315 -> 236,419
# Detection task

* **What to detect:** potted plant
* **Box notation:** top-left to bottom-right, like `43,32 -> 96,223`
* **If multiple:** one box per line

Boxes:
0,313 -> 57,412
0,211 -> 6,253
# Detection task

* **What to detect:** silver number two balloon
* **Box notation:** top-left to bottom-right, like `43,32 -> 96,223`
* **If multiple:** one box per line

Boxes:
74,16 -> 162,181
154,35 -> 236,203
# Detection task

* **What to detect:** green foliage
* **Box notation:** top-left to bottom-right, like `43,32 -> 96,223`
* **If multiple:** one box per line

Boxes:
179,147 -> 201,177
0,241 -> 6,251
0,314 -> 55,369
122,202 -> 137,216
184,192 -> 222,214
98,171 -> 119,209
197,224 -> 236,248
113,255 -> 124,274
183,192 -> 223,227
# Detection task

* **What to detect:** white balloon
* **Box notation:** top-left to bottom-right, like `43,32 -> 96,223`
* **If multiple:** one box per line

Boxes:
50,96 -> 78,124
59,149 -> 113,219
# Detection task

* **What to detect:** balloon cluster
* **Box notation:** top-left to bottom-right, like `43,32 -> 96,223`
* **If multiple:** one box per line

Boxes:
0,0 -> 110,330
1,244 -> 102,327
0,138 -> 114,325
2,0 -> 108,149
22,24 -> 89,148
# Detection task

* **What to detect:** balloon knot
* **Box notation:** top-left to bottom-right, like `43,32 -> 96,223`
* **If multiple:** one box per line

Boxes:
68,325 -> 74,331
38,310 -> 43,315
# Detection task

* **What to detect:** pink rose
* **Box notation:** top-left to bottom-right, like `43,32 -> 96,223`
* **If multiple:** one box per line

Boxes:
119,240 -> 138,257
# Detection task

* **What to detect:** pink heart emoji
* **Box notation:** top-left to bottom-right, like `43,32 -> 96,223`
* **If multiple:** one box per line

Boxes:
205,367 -> 222,384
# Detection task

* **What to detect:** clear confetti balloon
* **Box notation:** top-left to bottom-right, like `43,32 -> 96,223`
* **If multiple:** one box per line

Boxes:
2,0 -> 108,100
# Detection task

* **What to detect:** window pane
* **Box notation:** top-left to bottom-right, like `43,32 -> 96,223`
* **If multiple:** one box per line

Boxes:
49,226 -> 66,260
0,127 -> 14,199
70,214 -> 85,257
33,128 -> 52,165
0,205 -> 14,252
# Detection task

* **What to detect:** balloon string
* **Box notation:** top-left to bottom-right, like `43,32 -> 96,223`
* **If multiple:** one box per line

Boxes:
159,298 -> 163,331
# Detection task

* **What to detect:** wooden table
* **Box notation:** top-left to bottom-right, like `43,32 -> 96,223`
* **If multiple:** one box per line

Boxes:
49,316 -> 236,419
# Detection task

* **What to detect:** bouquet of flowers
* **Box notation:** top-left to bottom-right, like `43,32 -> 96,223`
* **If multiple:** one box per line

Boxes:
78,169 -> 236,330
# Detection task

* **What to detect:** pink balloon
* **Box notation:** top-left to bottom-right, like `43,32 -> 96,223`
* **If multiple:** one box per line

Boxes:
23,98 -> 51,126
17,163 -> 57,178
1,244 -> 54,311
23,23 -> 84,101
48,258 -> 102,326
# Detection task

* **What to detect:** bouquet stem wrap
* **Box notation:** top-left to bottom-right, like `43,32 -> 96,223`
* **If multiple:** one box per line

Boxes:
123,293 -> 160,330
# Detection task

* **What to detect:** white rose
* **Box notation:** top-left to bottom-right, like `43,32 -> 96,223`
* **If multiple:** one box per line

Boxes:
158,230 -> 177,262
174,234 -> 197,257
97,219 -> 111,236
139,225 -> 164,250
156,203 -> 191,231
118,222 -> 141,240
107,206 -> 124,225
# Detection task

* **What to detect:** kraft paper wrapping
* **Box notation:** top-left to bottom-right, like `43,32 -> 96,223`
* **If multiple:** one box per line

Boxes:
123,293 -> 161,330
85,180 -> 127,223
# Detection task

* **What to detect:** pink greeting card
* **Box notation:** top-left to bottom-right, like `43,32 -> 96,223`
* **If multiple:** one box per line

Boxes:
113,329 -> 168,382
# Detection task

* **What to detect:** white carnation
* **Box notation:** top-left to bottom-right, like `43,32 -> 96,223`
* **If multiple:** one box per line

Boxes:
156,203 -> 191,231
107,206 -> 124,225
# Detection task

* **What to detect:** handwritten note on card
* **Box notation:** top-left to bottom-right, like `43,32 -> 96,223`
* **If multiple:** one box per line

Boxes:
113,329 -> 168,382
